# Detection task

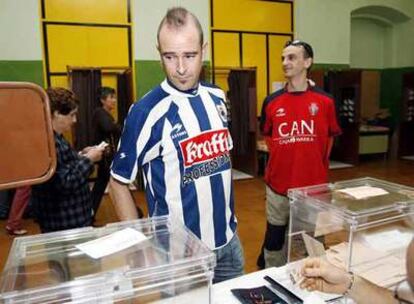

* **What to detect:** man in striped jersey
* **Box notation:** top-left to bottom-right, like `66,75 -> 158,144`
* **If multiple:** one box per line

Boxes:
109,7 -> 244,283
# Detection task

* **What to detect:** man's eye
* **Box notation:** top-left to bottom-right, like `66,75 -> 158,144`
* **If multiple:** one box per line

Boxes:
185,54 -> 196,59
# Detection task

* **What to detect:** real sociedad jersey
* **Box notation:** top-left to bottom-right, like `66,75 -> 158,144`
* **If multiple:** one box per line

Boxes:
111,79 -> 237,250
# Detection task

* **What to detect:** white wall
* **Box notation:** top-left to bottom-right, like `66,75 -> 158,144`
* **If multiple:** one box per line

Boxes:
0,0 -> 42,60
132,0 -> 210,61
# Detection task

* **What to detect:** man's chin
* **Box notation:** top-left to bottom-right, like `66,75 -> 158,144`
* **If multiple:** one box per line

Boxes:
172,80 -> 196,91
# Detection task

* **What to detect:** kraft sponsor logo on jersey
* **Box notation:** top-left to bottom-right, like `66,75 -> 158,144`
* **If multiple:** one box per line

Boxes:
276,120 -> 316,144
180,129 -> 230,166
179,129 -> 231,184
182,154 -> 231,185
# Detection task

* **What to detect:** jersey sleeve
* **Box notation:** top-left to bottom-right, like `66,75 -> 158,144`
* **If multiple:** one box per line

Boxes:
260,96 -> 273,136
327,98 -> 342,137
110,103 -> 161,184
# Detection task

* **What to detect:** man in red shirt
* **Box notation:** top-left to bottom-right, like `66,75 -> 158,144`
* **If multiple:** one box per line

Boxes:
257,40 -> 341,269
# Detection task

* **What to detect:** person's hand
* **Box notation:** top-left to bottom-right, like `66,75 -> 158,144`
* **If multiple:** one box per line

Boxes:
299,258 -> 351,294
80,146 -> 93,155
83,146 -> 104,163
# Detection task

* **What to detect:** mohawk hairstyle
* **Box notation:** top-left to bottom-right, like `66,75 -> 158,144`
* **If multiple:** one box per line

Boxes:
157,7 -> 204,47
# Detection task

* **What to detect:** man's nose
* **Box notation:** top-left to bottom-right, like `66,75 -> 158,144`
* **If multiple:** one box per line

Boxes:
176,57 -> 186,75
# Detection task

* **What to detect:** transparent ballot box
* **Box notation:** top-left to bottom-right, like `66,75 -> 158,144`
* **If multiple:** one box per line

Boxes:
288,177 -> 414,289
0,216 -> 215,303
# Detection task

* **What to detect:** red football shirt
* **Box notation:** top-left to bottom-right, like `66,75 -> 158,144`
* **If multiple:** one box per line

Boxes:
260,87 -> 342,195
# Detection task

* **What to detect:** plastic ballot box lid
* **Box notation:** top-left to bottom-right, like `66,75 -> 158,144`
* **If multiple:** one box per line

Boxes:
0,82 -> 56,190
0,216 -> 216,304
288,177 -> 414,219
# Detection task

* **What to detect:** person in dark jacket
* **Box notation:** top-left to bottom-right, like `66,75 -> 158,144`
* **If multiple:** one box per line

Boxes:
91,87 -> 144,220
32,87 -> 104,233
91,87 -> 121,218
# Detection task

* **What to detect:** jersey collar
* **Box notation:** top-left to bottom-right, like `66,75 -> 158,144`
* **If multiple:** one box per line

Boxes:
161,79 -> 200,97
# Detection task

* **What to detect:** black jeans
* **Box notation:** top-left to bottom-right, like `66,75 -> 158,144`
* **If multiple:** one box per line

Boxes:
91,160 -> 110,218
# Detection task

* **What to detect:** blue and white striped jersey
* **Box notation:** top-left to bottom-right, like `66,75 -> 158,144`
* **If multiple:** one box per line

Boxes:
111,79 -> 237,249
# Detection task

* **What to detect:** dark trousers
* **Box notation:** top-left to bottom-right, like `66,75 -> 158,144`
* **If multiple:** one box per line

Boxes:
91,160 -> 110,218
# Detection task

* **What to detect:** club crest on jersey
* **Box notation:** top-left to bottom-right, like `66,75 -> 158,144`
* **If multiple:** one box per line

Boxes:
179,129 -> 230,167
215,104 -> 228,123
276,108 -> 286,117
309,102 -> 319,116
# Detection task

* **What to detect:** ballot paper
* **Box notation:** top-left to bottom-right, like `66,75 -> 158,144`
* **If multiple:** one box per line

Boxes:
336,186 -> 389,200
302,233 -> 326,257
326,239 -> 406,288
363,229 -> 413,252
76,228 -> 148,259
266,263 -> 342,302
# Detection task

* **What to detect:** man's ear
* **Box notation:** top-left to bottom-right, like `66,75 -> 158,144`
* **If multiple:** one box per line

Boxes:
304,57 -> 313,69
157,44 -> 163,68
52,110 -> 59,119
202,42 -> 208,59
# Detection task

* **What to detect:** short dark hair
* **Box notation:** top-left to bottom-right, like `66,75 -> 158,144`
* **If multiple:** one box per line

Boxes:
284,40 -> 314,59
157,7 -> 204,47
99,86 -> 116,101
46,87 -> 78,115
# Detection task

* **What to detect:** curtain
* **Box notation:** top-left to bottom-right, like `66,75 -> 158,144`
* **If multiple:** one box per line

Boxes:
228,70 -> 251,154
71,69 -> 102,150
116,68 -> 134,127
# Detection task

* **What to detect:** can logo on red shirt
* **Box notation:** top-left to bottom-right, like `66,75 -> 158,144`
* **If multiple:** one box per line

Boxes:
179,129 -> 230,167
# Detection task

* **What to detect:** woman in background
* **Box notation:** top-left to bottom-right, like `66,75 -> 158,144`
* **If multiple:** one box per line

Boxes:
91,87 -> 121,219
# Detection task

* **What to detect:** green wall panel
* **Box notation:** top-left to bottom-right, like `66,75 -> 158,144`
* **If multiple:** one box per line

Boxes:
135,60 -> 164,99
134,60 -> 211,100
0,61 -> 43,87
313,63 -> 350,70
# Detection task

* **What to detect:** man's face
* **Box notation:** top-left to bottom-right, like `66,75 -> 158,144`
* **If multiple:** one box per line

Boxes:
282,45 -> 312,80
158,22 -> 206,91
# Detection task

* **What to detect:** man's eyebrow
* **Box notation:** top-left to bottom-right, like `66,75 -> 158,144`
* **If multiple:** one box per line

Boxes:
161,51 -> 199,56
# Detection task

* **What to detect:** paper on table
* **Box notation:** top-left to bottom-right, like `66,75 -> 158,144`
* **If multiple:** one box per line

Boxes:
266,264 -> 342,302
76,228 -> 148,259
336,186 -> 389,200
363,229 -> 413,252
326,240 -> 406,288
